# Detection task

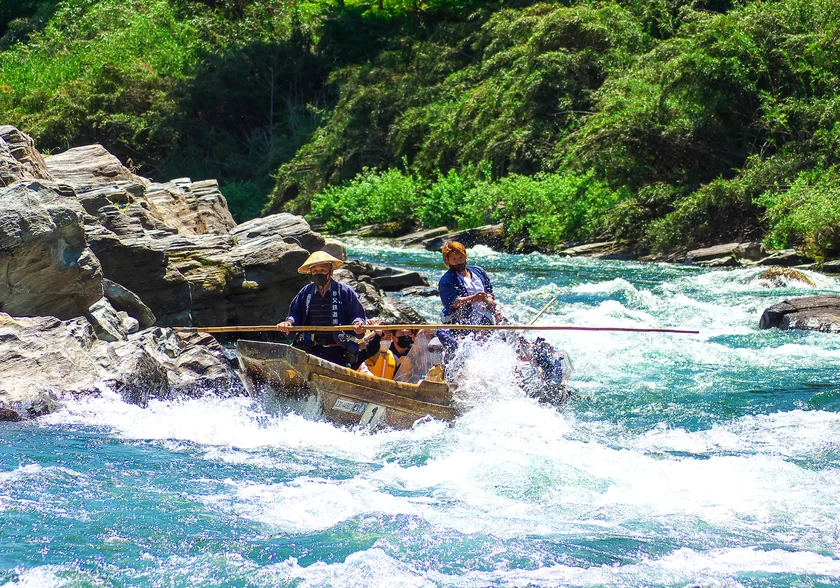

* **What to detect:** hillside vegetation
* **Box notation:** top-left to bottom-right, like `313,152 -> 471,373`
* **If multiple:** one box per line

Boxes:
2,0 -> 839,257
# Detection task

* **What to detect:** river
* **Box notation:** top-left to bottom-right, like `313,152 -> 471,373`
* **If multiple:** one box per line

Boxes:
2,240 -> 840,587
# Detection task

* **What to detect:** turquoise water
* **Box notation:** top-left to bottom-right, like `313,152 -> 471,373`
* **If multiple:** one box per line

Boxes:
3,241 -> 840,587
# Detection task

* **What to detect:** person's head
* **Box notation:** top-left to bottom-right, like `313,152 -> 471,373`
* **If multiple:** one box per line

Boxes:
309,262 -> 332,287
442,241 -> 467,273
393,329 -> 415,351
298,251 -> 344,287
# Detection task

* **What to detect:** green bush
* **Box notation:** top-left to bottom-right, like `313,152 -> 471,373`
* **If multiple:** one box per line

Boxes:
309,166 -> 421,233
757,166 -> 840,260
418,161 -> 493,229
492,170 -> 628,249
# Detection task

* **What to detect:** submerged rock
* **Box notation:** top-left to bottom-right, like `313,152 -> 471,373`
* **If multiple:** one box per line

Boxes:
754,267 -> 815,288
759,295 -> 840,332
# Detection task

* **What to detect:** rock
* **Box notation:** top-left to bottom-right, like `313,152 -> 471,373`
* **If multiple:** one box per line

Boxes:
371,271 -> 428,291
0,408 -> 21,422
821,259 -> 840,273
45,144 -> 144,193
558,241 -> 627,258
759,295 -> 840,332
144,178 -> 236,235
0,311 -> 241,416
86,297 -> 132,342
755,249 -> 809,267
322,237 -> 348,261
90,339 -> 170,407
132,328 -> 243,396
332,268 -> 427,324
0,180 -> 103,319
232,213 -> 324,252
400,286 -> 439,297
422,224 -> 504,252
341,222 -> 410,238
754,267 -> 815,288
396,227 -> 450,247
102,279 -> 156,329
0,126 -> 53,184
684,242 -> 765,265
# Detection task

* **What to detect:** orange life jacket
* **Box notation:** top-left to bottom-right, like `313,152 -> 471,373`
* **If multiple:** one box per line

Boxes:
363,350 -> 398,380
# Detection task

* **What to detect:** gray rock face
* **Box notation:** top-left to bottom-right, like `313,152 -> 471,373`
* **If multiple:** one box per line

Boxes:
759,296 -> 840,332
333,267 -> 428,324
41,142 -> 317,327
86,297 -> 139,342
755,249 -> 809,267
322,237 -> 348,261
0,180 -> 103,319
422,224 -> 504,252
0,312 -> 241,419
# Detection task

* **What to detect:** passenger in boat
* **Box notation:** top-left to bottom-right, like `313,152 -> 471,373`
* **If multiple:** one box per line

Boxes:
391,328 -> 415,361
276,251 -> 366,367
437,241 -> 504,353
438,241 -> 500,326
358,330 -> 399,379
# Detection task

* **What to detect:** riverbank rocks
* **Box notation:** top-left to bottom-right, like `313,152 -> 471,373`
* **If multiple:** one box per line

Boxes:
759,296 -> 840,332
684,242 -> 766,266
422,224 -> 504,251
396,227 -> 450,248
0,312 -> 242,419
342,259 -> 429,291
0,125 -> 53,184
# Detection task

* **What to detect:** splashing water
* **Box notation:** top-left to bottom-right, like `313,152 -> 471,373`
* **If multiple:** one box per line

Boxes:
3,241 -> 840,587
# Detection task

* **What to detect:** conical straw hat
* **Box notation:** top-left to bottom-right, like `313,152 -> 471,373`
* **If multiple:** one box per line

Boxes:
297,250 -> 344,274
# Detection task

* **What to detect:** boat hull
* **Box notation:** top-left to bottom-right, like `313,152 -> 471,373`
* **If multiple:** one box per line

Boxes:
236,340 -> 456,429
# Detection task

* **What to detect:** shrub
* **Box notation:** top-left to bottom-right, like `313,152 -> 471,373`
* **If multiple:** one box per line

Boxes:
757,166 -> 840,260
309,166 -> 421,233
492,170 -> 628,249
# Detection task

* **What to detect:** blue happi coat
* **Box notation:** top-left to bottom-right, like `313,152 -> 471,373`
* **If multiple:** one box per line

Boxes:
285,281 -> 366,352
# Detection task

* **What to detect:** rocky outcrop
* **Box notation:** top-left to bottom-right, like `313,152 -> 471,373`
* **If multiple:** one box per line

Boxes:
0,311 -> 241,420
0,180 -> 103,319
39,143 -> 319,326
422,224 -> 505,252
0,126 -> 53,185
759,296 -> 840,332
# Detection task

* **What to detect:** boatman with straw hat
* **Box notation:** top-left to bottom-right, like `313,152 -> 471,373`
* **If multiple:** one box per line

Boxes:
276,250 -> 367,367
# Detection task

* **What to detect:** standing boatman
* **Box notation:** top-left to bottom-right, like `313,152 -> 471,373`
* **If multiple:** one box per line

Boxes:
276,251 -> 366,366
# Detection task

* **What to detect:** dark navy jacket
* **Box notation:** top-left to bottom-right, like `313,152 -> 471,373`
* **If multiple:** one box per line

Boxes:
438,265 -> 494,324
285,280 -> 366,351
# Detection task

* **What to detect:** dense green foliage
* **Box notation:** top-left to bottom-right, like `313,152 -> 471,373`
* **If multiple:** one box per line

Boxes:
3,0 -> 840,255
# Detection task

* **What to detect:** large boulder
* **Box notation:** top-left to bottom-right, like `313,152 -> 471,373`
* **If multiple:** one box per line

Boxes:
0,311 -> 241,419
0,180 -> 103,319
144,178 -> 236,235
759,296 -> 840,332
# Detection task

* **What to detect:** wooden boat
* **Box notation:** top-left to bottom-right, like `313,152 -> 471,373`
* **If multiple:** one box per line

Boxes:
236,340 -> 456,430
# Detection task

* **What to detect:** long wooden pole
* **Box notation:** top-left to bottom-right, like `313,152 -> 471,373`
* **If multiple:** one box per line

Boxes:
175,324 -> 699,335
528,296 -> 559,326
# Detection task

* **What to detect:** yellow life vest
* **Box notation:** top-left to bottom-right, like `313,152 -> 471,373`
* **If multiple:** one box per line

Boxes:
363,350 -> 398,379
